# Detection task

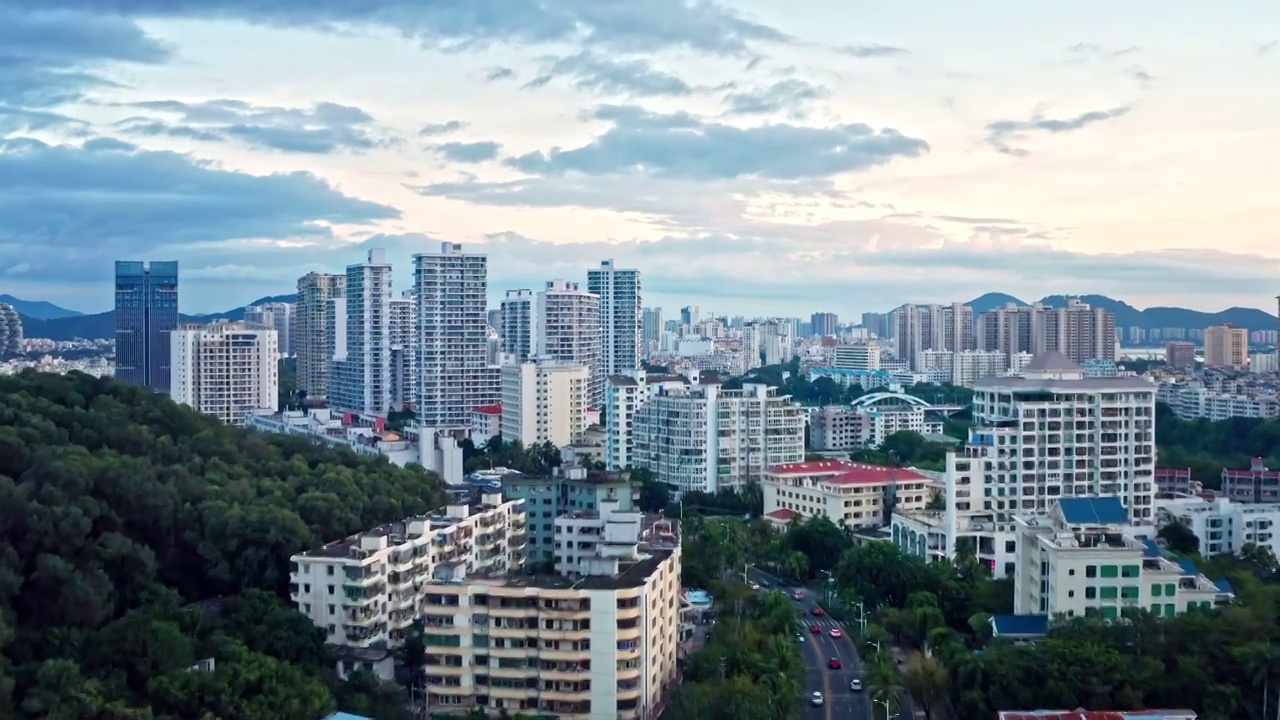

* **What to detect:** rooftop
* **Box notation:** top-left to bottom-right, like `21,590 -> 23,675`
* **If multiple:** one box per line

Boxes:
1057,497 -> 1129,525
1024,351 -> 1080,373
442,548 -> 674,591
765,508 -> 796,521
974,373 -> 1155,391
299,498 -> 519,559
767,459 -> 928,485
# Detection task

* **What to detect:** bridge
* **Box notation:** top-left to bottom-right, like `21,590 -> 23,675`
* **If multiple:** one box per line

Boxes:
848,391 -> 967,416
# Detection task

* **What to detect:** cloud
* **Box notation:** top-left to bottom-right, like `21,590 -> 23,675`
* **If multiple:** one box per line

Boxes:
419,120 -> 468,136
501,105 -> 929,180
0,105 -> 89,134
522,75 -> 554,90
984,106 -> 1131,156
11,0 -> 790,54
0,138 -> 398,282
115,99 -> 385,153
1129,67 -> 1156,88
1065,42 -> 1140,63
1260,39 -> 1278,56
536,52 -> 695,97
723,79 -> 829,116
836,43 -> 909,58
429,140 -> 501,163
0,8 -> 169,108
485,67 -> 516,81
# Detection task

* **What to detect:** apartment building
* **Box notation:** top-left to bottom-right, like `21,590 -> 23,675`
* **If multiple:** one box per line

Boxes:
1203,324 -> 1248,369
832,343 -> 881,372
288,494 -> 527,681
1165,341 -> 1196,371
979,300 -> 1117,364
243,301 -> 293,357
762,459 -> 936,530
1158,495 -> 1280,558
1154,466 -> 1197,496
414,243 -> 501,428
1012,497 -> 1233,618
0,302 -> 20,358
296,272 -> 345,399
389,295 -> 415,410
540,281 -> 604,405
500,361 -> 591,448
889,302 -> 975,369
604,371 -> 691,471
114,260 -> 180,392
892,352 -> 1156,578
808,405 -> 942,452
810,312 -> 839,338
502,466 -> 637,562
1221,457 -> 1280,504
500,289 -> 538,361
632,382 -> 805,495
641,307 -> 664,356
471,405 -> 502,448
397,507 -> 680,720
171,321 -> 278,425
331,249 -> 394,418
1156,382 -> 1280,421
588,261 -> 642,395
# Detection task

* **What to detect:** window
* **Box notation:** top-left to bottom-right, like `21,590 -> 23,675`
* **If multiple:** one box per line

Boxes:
1084,586 -> 1097,599
1150,603 -> 1161,616
1085,565 -> 1097,578
1100,565 -> 1119,579
1121,564 -> 1140,578
1100,606 -> 1118,619
1120,586 -> 1139,599
1164,603 -> 1175,616
1164,583 -> 1176,596
1151,584 -> 1162,597
1100,586 -> 1118,600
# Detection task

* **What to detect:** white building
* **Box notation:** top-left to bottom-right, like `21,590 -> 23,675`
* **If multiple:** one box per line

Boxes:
588,260 -> 642,396
500,289 -> 537,361
331,248 -> 393,418
288,494 -> 527,680
389,294 -> 415,410
891,352 -> 1157,578
413,243 -> 501,428
470,404 -> 502,448
1250,352 -> 1279,374
604,370 -> 692,471
553,498 -> 648,577
1013,497 -> 1233,619
762,459 -> 937,531
832,344 -> 881,372
243,301 -> 294,357
953,350 -> 1012,387
632,382 -> 804,495
539,280 -> 603,405
171,321 -> 278,425
809,405 -> 943,451
500,361 -> 590,448
295,272 -> 344,399
1158,496 -> 1280,558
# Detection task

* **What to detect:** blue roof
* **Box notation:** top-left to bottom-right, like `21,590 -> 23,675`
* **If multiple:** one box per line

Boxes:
1176,558 -> 1198,576
1213,578 -> 1234,594
1057,497 -> 1128,525
990,613 -> 1049,637
1141,537 -> 1162,558
322,714 -> 374,720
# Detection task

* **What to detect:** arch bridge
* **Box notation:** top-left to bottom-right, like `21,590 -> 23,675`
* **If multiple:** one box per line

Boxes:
849,391 -> 966,415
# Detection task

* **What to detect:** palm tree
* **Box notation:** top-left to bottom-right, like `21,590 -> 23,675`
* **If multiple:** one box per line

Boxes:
867,653 -> 904,720
1238,643 -> 1280,720
903,651 -> 950,720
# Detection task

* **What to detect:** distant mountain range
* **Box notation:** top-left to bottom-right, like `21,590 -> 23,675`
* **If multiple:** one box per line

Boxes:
13,294 -> 299,341
966,293 -> 1278,333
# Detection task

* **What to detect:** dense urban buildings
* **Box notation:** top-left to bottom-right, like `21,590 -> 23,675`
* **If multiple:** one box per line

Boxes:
1202,324 -> 1248,369
295,272 -> 345,399
587,260 -> 643,394
500,466 -> 637,561
890,302 -> 975,366
604,371 -> 693,471
170,321 -> 279,425
1164,340 -> 1196,370
810,312 -> 839,337
113,260 -> 179,392
977,300 -> 1117,364
0,302 -> 21,357
413,243 -> 500,428
331,249 -> 394,418
1158,495 -> 1280,558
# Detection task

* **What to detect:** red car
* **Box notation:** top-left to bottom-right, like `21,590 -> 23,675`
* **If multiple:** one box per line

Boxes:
828,657 -> 842,670
829,628 -> 843,638
810,625 -> 822,634
811,607 -> 824,616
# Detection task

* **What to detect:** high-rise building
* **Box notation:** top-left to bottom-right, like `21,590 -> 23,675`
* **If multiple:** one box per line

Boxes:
500,289 -> 536,360
680,305 -> 701,326
413,242 -> 500,428
389,294 -> 416,410
331,249 -> 394,417
1202,324 -> 1247,369
0,303 -> 22,357
243,302 -> 294,357
1164,341 -> 1197,371
605,370 -> 692,471
114,260 -> 179,392
978,300 -> 1116,364
499,360 -> 590,447
642,307 -> 664,356
538,280 -> 602,404
889,302 -> 974,369
170,321 -> 278,425
632,382 -> 805,495
588,260 -> 642,392
810,312 -> 839,338
295,272 -> 345,399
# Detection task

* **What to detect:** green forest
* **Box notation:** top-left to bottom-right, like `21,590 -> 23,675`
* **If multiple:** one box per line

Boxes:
0,370 -> 446,719
1155,403 -> 1280,486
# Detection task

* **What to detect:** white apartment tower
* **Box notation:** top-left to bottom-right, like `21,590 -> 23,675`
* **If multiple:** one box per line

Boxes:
539,280 -> 603,404
295,272 -> 345,398
413,243 -> 501,428
500,361 -> 590,447
632,382 -> 805,495
243,302 -> 293,357
979,300 -> 1117,364
500,289 -> 537,360
389,294 -> 416,410
890,302 -> 975,369
331,249 -> 393,417
605,371 -> 692,471
642,307 -> 664,356
171,321 -> 279,425
588,260 -> 642,392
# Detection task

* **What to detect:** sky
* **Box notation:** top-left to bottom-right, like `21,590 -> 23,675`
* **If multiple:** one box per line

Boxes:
1,1 -> 1279,317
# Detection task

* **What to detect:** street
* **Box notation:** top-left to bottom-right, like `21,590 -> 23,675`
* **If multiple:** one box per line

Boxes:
750,568 -> 872,720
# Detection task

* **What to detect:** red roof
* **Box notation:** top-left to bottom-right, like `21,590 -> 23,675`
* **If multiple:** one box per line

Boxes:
765,508 -> 796,521
768,459 -> 858,475
473,404 -> 502,415
767,460 -> 927,485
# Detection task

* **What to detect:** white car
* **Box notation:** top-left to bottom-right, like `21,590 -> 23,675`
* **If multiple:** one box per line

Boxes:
850,678 -> 863,692
810,692 -> 825,707
749,582 -> 760,590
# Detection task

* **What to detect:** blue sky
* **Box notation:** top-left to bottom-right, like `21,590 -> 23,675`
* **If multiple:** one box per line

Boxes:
1,1 -> 1278,316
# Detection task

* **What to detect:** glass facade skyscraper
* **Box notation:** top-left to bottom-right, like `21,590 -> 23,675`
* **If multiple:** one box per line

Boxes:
114,260 -> 179,392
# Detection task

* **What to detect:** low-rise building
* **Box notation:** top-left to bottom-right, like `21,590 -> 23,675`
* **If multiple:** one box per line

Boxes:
1221,457 -> 1280,503
1154,466 -> 1197,497
288,493 -> 528,680
471,404 -> 502,448
501,466 -> 637,563
1013,497 -> 1233,619
762,460 -> 936,531
1158,495 -> 1280,558
809,405 -> 943,451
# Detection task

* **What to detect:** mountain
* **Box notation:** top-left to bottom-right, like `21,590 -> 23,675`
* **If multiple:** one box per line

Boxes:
963,293 -> 1278,333
18,293 -> 301,341
0,294 -> 85,320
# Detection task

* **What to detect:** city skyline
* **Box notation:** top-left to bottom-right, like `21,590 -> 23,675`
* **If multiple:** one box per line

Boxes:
3,2 -> 1280,314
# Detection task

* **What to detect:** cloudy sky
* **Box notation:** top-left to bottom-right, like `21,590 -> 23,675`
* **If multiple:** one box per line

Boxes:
2,1 -> 1279,316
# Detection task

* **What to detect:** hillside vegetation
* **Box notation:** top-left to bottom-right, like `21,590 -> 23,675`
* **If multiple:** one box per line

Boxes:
0,370 -> 444,719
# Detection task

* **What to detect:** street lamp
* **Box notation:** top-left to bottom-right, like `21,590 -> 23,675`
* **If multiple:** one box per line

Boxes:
874,697 -> 896,720
852,600 -> 868,634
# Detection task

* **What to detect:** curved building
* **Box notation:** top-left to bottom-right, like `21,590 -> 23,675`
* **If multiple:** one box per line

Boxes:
0,303 -> 22,357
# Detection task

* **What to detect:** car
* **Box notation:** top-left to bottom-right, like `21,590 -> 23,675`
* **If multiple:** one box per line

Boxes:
810,692 -> 825,707
795,633 -> 805,643
850,678 -> 863,692
829,628 -> 843,638
828,657 -> 842,670
749,582 -> 760,590
811,607 -> 824,616
810,625 -> 822,634
792,591 -> 804,600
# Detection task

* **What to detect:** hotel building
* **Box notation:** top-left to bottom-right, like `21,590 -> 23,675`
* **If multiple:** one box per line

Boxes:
762,459 -> 937,531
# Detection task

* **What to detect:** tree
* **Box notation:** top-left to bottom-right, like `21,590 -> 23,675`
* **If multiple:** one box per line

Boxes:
903,652 -> 949,720
1158,520 -> 1200,555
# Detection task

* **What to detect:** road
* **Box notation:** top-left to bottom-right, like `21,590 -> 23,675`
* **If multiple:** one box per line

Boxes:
750,568 -> 871,720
